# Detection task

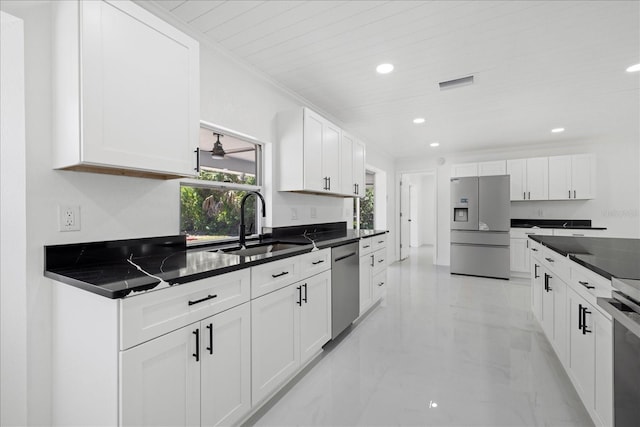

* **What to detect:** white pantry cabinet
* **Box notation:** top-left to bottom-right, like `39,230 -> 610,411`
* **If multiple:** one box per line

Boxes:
121,302 -> 251,427
548,154 -> 596,200
52,0 -> 199,179
507,157 -> 548,201
278,108 -> 344,195
251,270 -> 331,406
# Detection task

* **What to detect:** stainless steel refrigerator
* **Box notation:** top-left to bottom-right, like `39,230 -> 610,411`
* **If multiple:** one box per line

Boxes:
450,175 -> 510,279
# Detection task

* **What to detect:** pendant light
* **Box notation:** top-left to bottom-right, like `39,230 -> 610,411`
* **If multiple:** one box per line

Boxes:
211,133 -> 226,159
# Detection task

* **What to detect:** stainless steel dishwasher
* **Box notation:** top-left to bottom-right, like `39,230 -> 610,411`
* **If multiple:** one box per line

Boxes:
331,242 -> 359,339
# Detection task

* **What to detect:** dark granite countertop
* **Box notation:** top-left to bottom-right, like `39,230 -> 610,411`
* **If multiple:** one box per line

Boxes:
44,227 -> 388,299
510,218 -> 606,230
528,235 -> 640,280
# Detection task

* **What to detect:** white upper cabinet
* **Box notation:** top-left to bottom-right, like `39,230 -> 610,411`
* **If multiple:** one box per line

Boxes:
478,160 -> 507,176
52,0 -> 200,179
451,163 -> 478,178
340,133 -> 366,197
341,132 -> 355,195
353,140 -> 366,197
507,157 -> 548,201
549,154 -> 596,200
279,107 -> 367,197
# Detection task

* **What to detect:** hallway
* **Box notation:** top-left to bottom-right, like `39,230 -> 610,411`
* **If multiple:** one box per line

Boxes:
251,246 -> 593,426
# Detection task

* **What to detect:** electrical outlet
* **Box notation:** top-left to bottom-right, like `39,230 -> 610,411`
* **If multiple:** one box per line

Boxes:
310,207 -> 317,218
59,205 -> 80,231
291,208 -> 298,220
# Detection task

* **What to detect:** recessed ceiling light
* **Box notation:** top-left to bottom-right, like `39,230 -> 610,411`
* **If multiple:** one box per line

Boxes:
413,118 -> 425,124
376,63 -> 394,74
430,142 -> 440,147
551,128 -> 565,133
626,63 -> 640,72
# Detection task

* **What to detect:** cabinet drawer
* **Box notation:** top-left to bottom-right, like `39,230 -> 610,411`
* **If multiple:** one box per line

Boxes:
251,256 -> 299,299
298,248 -> 331,277
359,237 -> 374,256
372,234 -> 387,252
541,247 -> 570,283
120,269 -> 250,350
529,239 -> 543,259
372,268 -> 387,292
372,248 -> 387,274
510,228 -> 553,239
570,262 -> 612,305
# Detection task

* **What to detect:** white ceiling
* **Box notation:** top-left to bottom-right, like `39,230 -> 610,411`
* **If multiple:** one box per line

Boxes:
151,0 -> 640,158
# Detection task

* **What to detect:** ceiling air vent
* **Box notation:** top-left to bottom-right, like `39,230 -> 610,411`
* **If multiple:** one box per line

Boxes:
439,75 -> 474,90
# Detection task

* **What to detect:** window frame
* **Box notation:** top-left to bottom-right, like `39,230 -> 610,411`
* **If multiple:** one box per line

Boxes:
180,121 -> 265,247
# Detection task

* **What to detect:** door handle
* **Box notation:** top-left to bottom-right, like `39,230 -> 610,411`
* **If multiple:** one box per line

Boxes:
188,294 -> 217,306
296,285 -> 302,306
569,190 -> 571,199
578,280 -> 595,290
534,264 -> 539,279
303,283 -> 308,303
578,304 -> 583,331
335,252 -> 356,262
192,329 -> 200,362
312,259 -> 325,265
206,323 -> 213,355
194,148 -> 200,172
582,307 -> 592,334
544,257 -> 554,263
574,190 -> 576,198
370,254 -> 375,267
272,271 -> 289,278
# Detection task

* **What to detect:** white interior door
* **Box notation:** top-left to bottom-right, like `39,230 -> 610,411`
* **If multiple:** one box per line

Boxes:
400,177 -> 410,260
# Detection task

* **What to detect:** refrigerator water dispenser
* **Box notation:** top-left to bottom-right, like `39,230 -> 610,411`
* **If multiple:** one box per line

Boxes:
454,208 -> 468,222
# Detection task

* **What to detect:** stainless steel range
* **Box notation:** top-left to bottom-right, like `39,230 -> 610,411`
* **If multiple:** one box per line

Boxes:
598,277 -> 640,427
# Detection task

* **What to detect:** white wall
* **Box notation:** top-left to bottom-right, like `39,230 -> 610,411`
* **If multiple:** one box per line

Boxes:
1,10 -> 28,427
420,174 -> 436,245
0,1 -> 396,423
396,139 -> 640,266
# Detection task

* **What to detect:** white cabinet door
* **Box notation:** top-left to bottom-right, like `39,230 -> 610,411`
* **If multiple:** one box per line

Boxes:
372,268 -> 387,303
200,303 -> 251,427
353,140 -> 366,197
548,155 -> 572,200
451,163 -> 478,177
526,157 -> 549,200
251,284 -> 300,405
478,160 -> 506,176
507,159 -> 527,200
593,308 -> 613,426
541,270 -> 554,339
120,325 -> 200,427
571,154 -> 596,200
299,271 -> 331,365
551,276 -> 567,364
510,238 -> 529,273
341,132 -> 355,195
323,121 -> 342,193
359,254 -> 373,315
567,287 -> 594,406
53,0 -> 199,178
303,109 -> 324,192
531,256 -> 544,322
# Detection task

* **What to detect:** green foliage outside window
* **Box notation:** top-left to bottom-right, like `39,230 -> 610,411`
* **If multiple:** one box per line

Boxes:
360,186 -> 375,230
180,170 -> 257,242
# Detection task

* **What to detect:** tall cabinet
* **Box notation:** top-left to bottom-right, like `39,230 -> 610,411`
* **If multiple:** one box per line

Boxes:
52,0 -> 199,179
278,107 -> 366,197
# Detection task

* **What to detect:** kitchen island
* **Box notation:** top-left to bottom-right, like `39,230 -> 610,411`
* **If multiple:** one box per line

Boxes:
528,234 -> 640,427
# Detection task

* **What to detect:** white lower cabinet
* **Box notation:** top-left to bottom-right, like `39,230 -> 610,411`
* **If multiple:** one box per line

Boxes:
251,270 -> 331,406
531,242 -> 613,427
358,236 -> 387,316
567,287 -> 613,426
121,302 -> 251,427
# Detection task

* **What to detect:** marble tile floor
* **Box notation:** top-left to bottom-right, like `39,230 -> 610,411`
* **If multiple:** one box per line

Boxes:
249,246 -> 593,426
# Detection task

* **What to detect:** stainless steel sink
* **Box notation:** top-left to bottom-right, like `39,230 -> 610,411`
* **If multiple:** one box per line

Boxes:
215,242 -> 306,257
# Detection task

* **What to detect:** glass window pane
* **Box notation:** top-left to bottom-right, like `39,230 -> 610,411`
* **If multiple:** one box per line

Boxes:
360,171 -> 375,230
198,128 -> 259,185
180,186 -> 257,244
